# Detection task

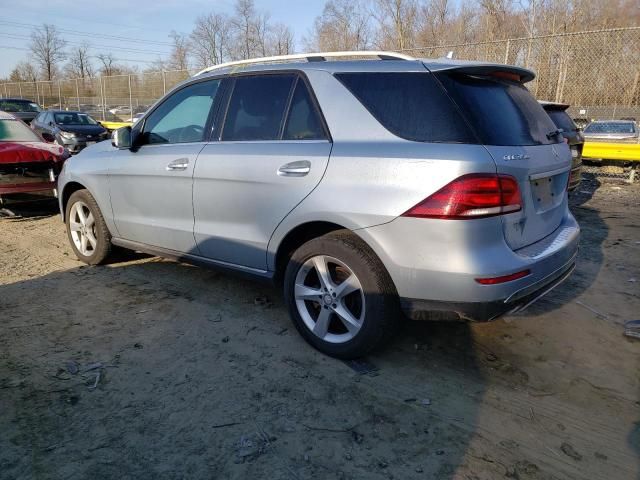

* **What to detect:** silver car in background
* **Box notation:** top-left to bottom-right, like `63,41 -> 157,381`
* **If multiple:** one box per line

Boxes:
583,120 -> 638,143
57,52 -> 579,358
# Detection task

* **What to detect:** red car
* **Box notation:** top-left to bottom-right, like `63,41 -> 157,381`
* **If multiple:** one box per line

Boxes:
0,111 -> 69,203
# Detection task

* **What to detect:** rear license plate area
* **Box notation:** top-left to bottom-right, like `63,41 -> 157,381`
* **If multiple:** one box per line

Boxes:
530,173 -> 565,213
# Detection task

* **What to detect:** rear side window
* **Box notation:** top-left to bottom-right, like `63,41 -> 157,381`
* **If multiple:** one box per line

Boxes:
283,80 -> 326,140
546,110 -> 577,133
223,75 -> 296,141
436,73 -> 560,146
336,72 -> 475,143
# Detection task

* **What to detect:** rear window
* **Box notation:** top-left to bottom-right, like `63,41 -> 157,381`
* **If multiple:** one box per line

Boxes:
546,110 -> 578,133
0,119 -> 41,142
335,72 -> 475,143
436,73 -> 560,146
0,100 -> 41,113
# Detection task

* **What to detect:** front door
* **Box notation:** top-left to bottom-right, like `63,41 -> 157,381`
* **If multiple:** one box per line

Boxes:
193,73 -> 332,270
109,78 -> 222,253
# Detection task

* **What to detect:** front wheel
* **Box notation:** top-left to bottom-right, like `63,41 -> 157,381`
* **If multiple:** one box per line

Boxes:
65,189 -> 112,265
284,231 -> 399,359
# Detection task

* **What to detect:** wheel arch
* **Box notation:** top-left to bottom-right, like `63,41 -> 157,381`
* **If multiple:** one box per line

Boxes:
272,220 -> 396,293
60,181 -> 87,221
273,221 -> 348,285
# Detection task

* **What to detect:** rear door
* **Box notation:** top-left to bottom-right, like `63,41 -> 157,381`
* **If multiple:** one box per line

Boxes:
437,72 -> 571,250
192,73 -> 331,270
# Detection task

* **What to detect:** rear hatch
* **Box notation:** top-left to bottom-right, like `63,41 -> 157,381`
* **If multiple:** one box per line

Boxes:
435,69 -> 571,250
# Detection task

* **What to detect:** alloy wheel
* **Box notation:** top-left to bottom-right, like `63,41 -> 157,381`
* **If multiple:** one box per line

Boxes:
69,201 -> 97,256
294,255 -> 365,343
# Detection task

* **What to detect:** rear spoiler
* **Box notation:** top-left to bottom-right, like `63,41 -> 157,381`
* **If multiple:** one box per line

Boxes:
422,60 -> 535,83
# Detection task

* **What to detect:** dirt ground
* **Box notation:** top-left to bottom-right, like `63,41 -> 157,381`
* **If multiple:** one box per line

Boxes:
1,175 -> 639,480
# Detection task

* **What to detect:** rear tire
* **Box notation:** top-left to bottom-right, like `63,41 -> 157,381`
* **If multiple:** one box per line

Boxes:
65,189 -> 112,265
284,230 -> 399,359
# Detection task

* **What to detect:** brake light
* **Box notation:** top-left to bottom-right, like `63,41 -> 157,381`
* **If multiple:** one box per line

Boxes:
476,269 -> 530,285
402,174 -> 522,219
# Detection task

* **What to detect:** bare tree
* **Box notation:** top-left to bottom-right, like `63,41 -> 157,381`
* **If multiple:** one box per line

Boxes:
66,43 -> 94,79
96,53 -> 119,76
191,12 -> 232,68
372,0 -> 418,50
233,0 -> 258,59
9,61 -> 39,82
305,0 -> 372,51
167,31 -> 190,71
269,23 -> 295,56
29,24 -> 67,81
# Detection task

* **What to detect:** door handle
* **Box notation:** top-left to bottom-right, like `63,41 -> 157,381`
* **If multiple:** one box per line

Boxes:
277,160 -> 311,177
166,158 -> 189,171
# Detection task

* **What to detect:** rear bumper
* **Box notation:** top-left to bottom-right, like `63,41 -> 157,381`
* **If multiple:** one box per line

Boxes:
356,210 -> 580,321
400,253 -> 576,321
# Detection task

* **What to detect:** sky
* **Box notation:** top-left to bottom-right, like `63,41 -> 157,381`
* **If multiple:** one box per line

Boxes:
0,0 -> 327,78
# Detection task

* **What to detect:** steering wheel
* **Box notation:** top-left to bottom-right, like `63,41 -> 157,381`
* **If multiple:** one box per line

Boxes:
178,124 -> 204,143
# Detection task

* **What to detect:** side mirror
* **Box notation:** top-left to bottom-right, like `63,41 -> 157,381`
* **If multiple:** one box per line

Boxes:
41,132 -> 55,143
112,126 -> 132,149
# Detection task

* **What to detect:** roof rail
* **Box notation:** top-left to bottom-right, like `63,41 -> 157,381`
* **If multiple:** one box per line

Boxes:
195,51 -> 415,76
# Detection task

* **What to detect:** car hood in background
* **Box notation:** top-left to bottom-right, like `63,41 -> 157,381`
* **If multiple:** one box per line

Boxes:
0,141 -> 68,164
59,125 -> 107,136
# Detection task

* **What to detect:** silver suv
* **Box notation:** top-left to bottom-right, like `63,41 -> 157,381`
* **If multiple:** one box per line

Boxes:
58,52 -> 579,358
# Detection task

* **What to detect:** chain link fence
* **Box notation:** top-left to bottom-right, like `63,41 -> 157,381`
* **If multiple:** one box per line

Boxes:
0,70 -> 191,122
398,27 -> 640,127
1,27 -> 639,125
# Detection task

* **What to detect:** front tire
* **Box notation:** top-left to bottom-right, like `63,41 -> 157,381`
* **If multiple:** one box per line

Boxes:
284,230 -> 399,359
65,189 -> 112,265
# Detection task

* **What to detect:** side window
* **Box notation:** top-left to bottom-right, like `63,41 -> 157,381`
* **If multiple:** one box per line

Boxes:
44,112 -> 52,124
142,79 -> 220,145
283,80 -> 326,140
33,112 -> 43,124
222,74 -> 295,141
336,72 -> 475,143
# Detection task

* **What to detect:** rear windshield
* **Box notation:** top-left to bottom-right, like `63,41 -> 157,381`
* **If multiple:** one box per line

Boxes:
0,100 -> 41,113
0,119 -> 41,142
546,110 -> 578,133
335,72 -> 475,143
436,73 -> 560,146
584,122 -> 636,134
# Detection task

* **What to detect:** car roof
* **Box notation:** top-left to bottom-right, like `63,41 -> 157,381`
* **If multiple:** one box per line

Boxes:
197,58 -> 535,82
0,111 -> 17,120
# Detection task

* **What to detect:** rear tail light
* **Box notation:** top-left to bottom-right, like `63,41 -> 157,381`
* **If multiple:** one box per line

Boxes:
570,145 -> 579,158
402,173 -> 522,219
475,269 -> 530,285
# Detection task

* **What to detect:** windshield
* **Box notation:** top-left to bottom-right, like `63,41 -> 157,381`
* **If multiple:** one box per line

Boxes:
0,100 -> 41,113
0,119 -> 42,142
436,73 -> 560,146
584,122 -> 636,134
54,112 -> 99,126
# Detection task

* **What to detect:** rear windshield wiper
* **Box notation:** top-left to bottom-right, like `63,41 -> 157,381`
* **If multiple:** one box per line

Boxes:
546,128 -> 564,139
